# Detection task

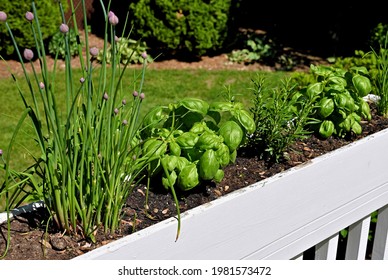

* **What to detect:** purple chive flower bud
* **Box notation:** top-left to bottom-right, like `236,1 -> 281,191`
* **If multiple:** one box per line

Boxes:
122,99 -> 127,105
25,11 -> 34,22
23,49 -> 34,61
80,77 -> 85,84
122,119 -> 128,126
139,93 -> 145,100
108,11 -> 114,18
89,47 -> 99,57
141,52 -> 147,59
114,108 -> 119,115
103,92 -> 109,100
59,23 -> 69,33
39,82 -> 45,89
0,11 -> 7,22
109,14 -> 119,26
132,91 -> 139,97
0,149 -> 3,156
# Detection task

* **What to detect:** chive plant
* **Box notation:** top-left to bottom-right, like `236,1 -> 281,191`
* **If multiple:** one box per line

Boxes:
372,32 -> 388,117
0,0 -> 150,242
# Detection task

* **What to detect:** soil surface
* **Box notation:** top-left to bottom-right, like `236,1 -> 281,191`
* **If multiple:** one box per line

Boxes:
1,35 -> 388,260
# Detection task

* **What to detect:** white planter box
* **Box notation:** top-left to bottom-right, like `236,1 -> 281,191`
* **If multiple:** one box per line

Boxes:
71,128 -> 388,260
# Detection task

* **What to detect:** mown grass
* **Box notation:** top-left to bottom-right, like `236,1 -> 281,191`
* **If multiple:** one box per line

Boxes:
0,66 -> 287,181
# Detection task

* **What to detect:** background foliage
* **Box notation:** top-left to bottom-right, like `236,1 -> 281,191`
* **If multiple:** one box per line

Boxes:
127,0 -> 235,56
0,0 -> 67,57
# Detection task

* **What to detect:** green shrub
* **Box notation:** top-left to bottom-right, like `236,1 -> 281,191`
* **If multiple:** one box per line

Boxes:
0,0 -> 66,57
128,0 -> 233,56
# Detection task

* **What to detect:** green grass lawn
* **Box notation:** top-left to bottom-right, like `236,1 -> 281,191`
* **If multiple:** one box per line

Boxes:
0,66 -> 287,180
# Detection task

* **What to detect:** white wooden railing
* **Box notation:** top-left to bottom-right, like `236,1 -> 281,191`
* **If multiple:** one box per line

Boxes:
292,204 -> 388,260
74,128 -> 388,260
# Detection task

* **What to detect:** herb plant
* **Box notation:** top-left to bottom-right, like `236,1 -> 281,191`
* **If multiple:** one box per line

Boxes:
247,75 -> 317,162
306,64 -> 372,138
0,0 -> 151,247
140,95 -> 256,239
371,31 -> 388,117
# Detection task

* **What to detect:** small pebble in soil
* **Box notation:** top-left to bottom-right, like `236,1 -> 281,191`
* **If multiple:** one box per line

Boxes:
50,233 -> 68,251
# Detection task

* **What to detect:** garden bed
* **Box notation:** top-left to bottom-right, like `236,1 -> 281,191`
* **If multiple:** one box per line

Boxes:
1,103 -> 388,260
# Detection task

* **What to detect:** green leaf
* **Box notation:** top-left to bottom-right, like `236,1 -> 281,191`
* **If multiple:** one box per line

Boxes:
310,64 -> 332,77
142,106 -> 167,136
318,97 -> 334,118
215,143 -> 230,168
319,120 -> 335,138
162,171 -> 177,190
352,74 -> 372,97
177,163 -> 199,191
229,149 -> 237,163
161,155 -> 178,172
189,122 -> 208,134
180,98 -> 209,115
213,169 -> 224,183
175,132 -> 199,149
306,82 -> 324,97
351,121 -> 362,135
198,149 -> 219,180
169,141 -> 181,156
358,98 -> 372,120
196,131 -> 224,150
209,101 -> 234,112
327,76 -> 347,87
219,121 -> 243,151
234,109 -> 256,134
350,66 -> 369,76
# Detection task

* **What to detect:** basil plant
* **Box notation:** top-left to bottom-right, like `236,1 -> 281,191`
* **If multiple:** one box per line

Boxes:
306,64 -> 372,138
140,97 -> 255,239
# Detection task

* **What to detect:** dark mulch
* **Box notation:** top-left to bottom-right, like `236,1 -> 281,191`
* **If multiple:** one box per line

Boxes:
2,103 -> 388,260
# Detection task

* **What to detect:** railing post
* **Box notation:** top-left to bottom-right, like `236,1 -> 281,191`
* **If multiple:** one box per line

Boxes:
345,215 -> 371,260
315,234 -> 339,260
372,205 -> 388,260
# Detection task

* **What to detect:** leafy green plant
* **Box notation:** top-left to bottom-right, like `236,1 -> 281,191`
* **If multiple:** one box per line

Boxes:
227,31 -> 297,70
227,34 -> 275,64
0,0 -> 67,57
306,64 -> 372,138
128,0 -> 234,56
140,94 -> 256,239
48,27 -> 79,59
97,36 -> 152,64
0,0 -> 151,250
371,31 -> 388,117
330,50 -> 379,80
247,74 -> 317,162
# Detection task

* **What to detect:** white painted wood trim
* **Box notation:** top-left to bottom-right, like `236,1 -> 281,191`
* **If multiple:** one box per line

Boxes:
372,205 -> 388,260
345,215 -> 371,260
315,234 -> 339,260
291,253 -> 303,260
73,128 -> 388,260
